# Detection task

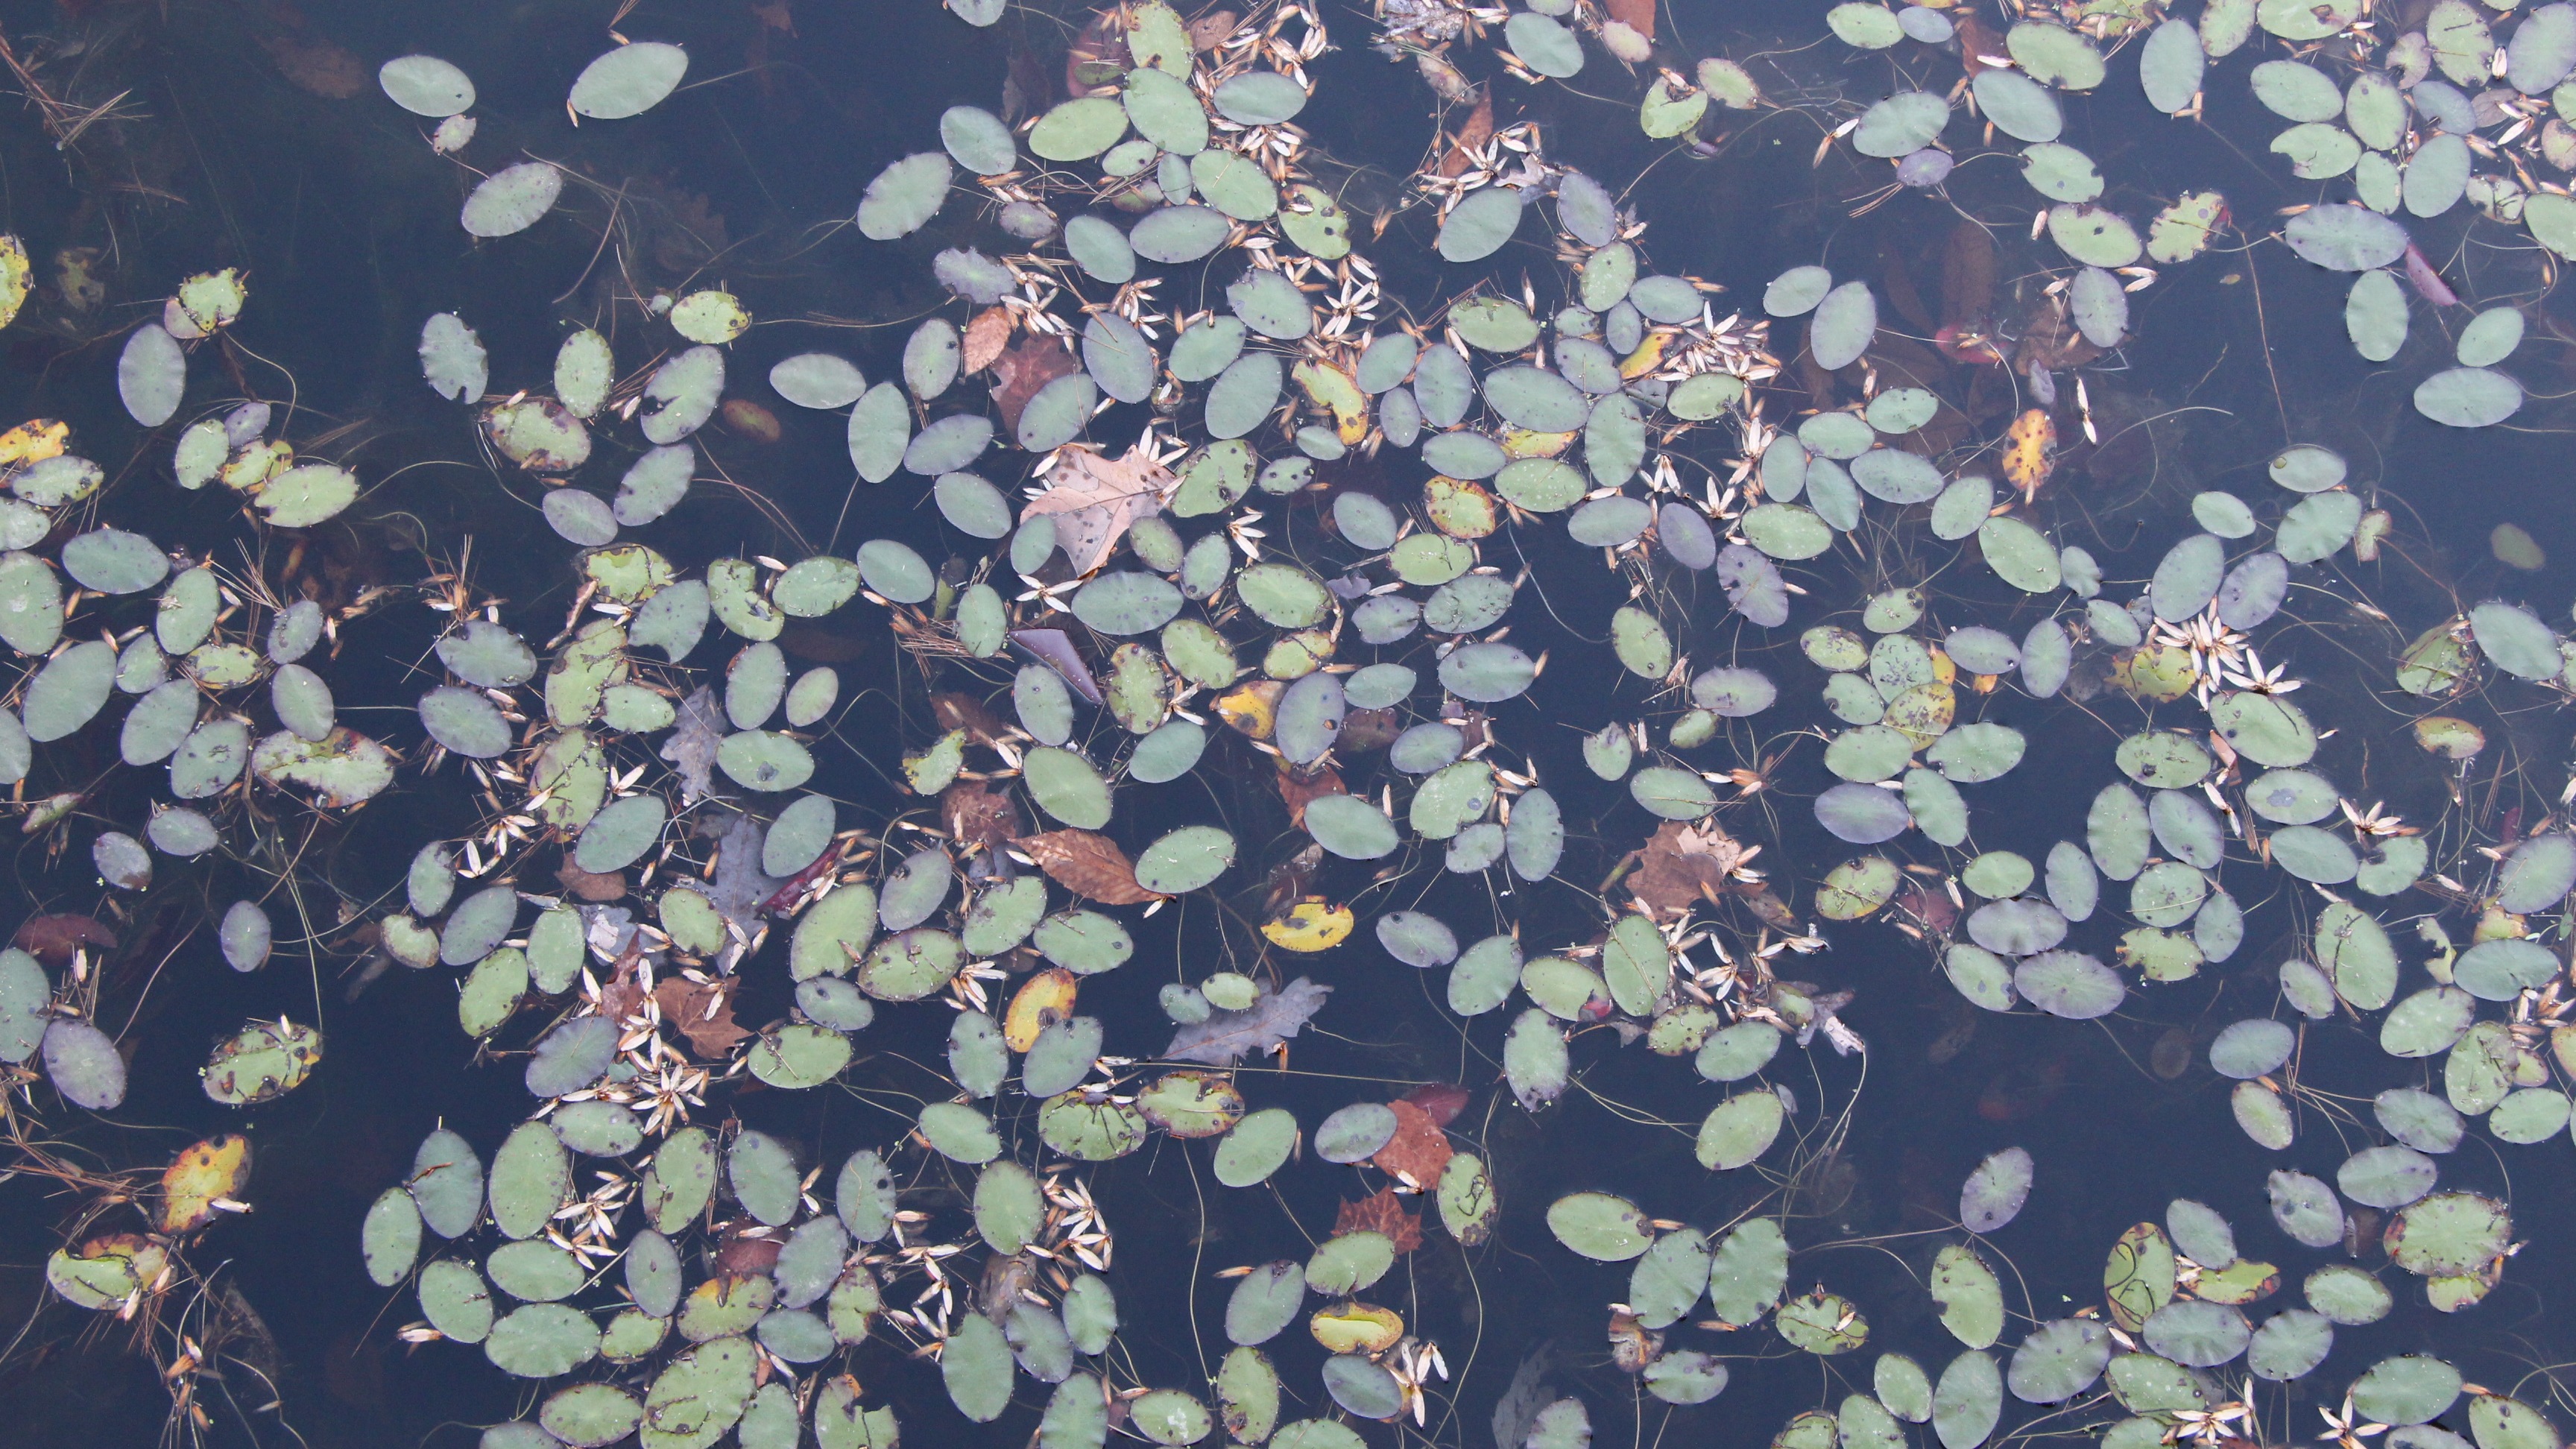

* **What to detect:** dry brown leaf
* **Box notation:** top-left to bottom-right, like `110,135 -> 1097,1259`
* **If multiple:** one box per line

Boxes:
931,692 -> 1012,743
13,914 -> 116,967
1275,764 -> 1345,829
1737,883 -> 1798,929
944,781 -> 1026,856
556,861 -> 629,903
1016,830 -> 1159,905
1405,1081 -> 1471,1127
654,976 -> 751,1059
962,307 -> 1016,373
1065,9 -> 1126,98
1371,1099 -> 1454,1189
1340,706 -> 1402,754
1438,92 -> 1494,179
1626,819 -> 1758,917
597,946 -> 649,1025
260,33 -> 366,98
991,334 -> 1079,432
1335,1186 -> 1424,1254
1189,10 -> 1241,50
1018,443 -> 1179,575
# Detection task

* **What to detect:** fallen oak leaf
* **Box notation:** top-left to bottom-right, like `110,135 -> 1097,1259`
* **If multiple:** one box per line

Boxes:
1019,442 -> 1179,575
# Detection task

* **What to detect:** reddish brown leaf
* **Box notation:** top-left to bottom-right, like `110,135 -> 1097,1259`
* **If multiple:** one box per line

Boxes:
1017,830 -> 1159,906
962,307 -> 1015,373
555,861 -> 629,903
991,334 -> 1079,432
1438,92 -> 1494,179
1339,707 -> 1401,753
1275,764 -> 1345,829
1334,1187 -> 1424,1254
1064,8 -> 1126,98
1955,11 -> 2006,75
931,692 -> 1012,744
259,33 -> 366,98
13,915 -> 116,967
654,976 -> 751,1059
1607,0 -> 1655,41
1404,1082 -> 1471,1128
945,782 -> 1026,856
1736,883 -> 1799,929
597,947 -> 649,1024
714,1235 -> 781,1275
1626,820 -> 1759,917
1371,1099 -> 1454,1189
1188,10 -> 1241,50
1893,882 -> 1958,934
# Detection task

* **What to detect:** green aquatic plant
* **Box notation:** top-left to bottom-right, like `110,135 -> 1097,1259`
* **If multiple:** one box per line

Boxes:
1,0 -> 2575,1445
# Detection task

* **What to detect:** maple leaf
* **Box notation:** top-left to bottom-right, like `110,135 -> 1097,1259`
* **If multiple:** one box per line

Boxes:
1371,1099 -> 1454,1189
1016,829 -> 1158,905
1018,443 -> 1179,575
962,307 -> 1016,373
654,976 -> 751,1059
1334,1186 -> 1424,1254
990,334 -> 1079,432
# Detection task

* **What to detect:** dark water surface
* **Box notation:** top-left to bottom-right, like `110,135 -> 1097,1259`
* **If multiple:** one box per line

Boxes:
0,1 -> 2570,1446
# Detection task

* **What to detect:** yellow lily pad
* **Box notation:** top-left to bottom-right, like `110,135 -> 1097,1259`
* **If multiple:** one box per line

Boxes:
1263,897 -> 1354,953
160,1133 -> 251,1234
